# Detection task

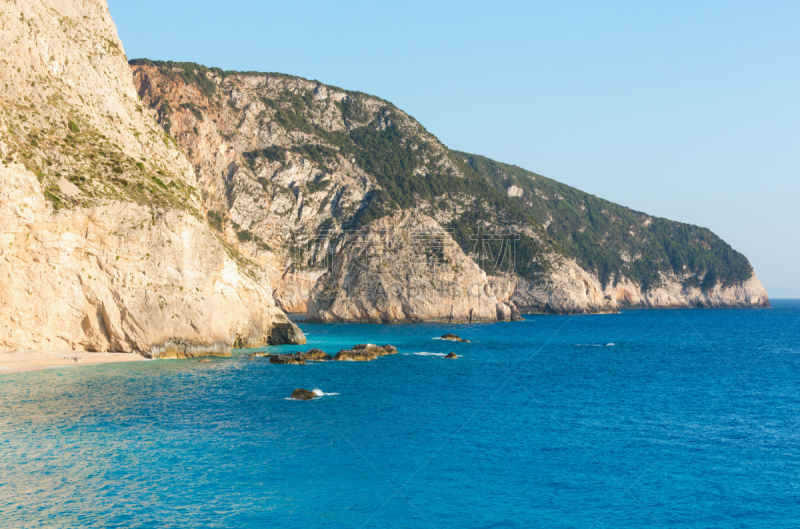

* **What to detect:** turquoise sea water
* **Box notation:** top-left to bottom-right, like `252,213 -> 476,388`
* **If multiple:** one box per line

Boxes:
1,302 -> 799,528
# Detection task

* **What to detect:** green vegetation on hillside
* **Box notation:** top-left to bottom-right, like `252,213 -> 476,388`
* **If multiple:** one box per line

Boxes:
4,101 -> 195,214
459,153 -> 753,289
130,59 -> 754,290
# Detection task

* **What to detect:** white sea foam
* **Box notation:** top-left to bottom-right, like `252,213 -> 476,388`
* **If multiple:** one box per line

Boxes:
312,388 -> 340,396
404,352 -> 448,357
606,343 -> 615,347
574,344 -> 615,347
431,337 -> 446,340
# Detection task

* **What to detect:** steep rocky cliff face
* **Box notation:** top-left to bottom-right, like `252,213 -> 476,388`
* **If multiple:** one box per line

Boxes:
0,0 -> 304,354
129,61 -> 464,314
306,212 -> 520,323
511,257 -> 617,314
129,61 -> 769,318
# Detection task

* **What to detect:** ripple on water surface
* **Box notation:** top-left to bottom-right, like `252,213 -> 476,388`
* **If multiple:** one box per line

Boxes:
1,303 -> 800,528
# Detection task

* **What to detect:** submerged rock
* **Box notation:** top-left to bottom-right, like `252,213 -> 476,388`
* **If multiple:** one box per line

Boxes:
252,348 -> 331,362
270,354 -> 307,365
441,334 -> 469,343
445,352 -> 458,359
290,389 -> 317,401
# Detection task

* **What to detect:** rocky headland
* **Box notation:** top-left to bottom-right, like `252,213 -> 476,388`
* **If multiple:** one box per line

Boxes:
130,59 -> 769,320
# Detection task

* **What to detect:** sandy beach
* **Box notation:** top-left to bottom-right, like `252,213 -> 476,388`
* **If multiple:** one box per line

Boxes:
0,350 -> 144,375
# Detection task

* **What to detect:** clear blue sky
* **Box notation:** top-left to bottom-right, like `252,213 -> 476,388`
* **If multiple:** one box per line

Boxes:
109,0 -> 800,296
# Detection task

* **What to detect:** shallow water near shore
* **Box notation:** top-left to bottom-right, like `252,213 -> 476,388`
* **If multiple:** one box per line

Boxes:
1,302 -> 799,528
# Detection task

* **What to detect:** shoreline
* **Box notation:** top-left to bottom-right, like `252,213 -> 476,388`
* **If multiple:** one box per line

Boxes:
0,350 -> 145,375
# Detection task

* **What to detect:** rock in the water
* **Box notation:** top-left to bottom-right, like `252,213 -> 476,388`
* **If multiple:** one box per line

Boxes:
445,352 -> 458,359
441,333 -> 469,342
352,344 -> 398,356
290,389 -> 317,400
333,350 -> 379,362
196,359 -> 212,363
266,319 -> 308,346
270,354 -> 307,365
303,349 -> 332,361
381,345 -> 399,355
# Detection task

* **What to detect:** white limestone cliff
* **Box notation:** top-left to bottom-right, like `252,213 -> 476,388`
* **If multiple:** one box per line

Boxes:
605,273 -> 769,309
511,257 -> 618,314
510,258 -> 769,314
0,0 -> 304,354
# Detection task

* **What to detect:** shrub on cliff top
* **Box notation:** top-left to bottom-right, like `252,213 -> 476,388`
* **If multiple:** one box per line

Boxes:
129,59 -> 220,99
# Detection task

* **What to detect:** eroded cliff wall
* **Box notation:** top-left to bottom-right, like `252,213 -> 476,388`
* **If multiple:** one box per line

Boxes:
306,212 -> 521,323
0,0 -> 304,353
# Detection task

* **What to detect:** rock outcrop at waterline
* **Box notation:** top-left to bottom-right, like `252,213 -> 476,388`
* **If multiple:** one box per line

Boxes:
306,212 -> 522,323
511,258 -> 618,314
510,259 -> 769,314
267,349 -> 332,363
332,344 -> 398,362
303,348 -> 333,361
607,273 -> 769,309
290,389 -> 317,400
270,353 -> 306,365
0,0 -> 304,354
